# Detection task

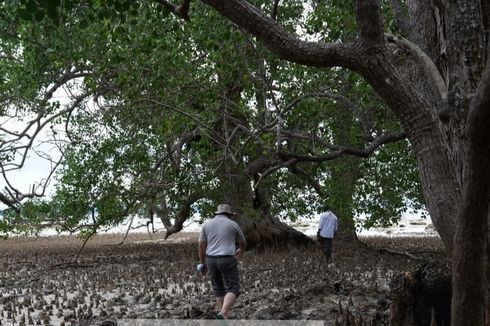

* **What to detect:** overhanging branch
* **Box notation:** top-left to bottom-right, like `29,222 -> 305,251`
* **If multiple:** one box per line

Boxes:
154,0 -> 191,20
277,131 -> 407,162
252,131 -> 406,189
199,0 -> 360,68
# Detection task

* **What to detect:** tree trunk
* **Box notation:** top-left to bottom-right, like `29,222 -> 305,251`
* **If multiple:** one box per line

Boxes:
330,102 -> 361,240
359,58 -> 460,252
209,60 -> 317,250
332,180 -> 358,241
220,163 -> 315,250
390,263 -> 451,326
451,41 -> 490,326
232,212 -> 314,251
216,119 -> 314,250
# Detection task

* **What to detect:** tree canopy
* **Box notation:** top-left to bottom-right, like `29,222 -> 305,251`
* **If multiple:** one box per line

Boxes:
1,0 -> 422,239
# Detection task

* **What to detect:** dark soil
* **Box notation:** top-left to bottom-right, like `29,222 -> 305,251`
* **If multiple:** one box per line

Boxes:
0,233 -> 445,325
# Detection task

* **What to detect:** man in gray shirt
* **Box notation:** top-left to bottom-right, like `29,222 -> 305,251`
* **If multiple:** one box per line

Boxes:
198,204 -> 247,320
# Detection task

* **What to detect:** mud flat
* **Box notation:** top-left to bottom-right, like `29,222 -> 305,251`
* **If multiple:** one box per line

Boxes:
0,233 -> 444,325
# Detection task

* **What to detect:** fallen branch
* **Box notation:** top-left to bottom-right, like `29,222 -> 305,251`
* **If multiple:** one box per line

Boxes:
378,248 -> 432,262
48,262 -> 95,270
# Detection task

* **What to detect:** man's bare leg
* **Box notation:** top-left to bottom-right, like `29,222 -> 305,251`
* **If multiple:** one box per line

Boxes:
219,292 -> 237,319
216,296 -> 224,310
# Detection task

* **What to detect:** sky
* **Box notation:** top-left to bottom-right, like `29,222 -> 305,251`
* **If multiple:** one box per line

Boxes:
1,149 -> 57,194
0,86 -> 72,210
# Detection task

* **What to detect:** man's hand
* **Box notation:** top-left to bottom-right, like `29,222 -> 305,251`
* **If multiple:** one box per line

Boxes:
317,231 -> 324,243
235,248 -> 243,259
197,263 -> 208,275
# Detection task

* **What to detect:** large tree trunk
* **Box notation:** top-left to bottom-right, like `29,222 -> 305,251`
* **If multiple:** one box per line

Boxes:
220,161 -> 314,250
390,263 -> 452,326
451,42 -> 490,326
330,158 -> 359,241
360,59 -> 460,252
232,212 -> 314,251
330,98 -> 361,240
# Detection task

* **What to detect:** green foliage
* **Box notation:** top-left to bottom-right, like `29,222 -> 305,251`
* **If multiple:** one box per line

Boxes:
354,140 -> 425,229
1,0 -> 426,237
0,200 -> 51,237
305,0 -> 356,41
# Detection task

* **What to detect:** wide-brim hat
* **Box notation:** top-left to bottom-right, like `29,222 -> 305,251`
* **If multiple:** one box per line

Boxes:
215,204 -> 235,215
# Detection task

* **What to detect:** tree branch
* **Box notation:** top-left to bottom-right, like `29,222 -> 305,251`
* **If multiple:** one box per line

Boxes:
0,193 -> 19,212
200,0 -> 361,68
386,33 -> 448,103
0,90 -> 93,210
131,98 -> 226,146
353,0 -> 384,48
388,0 -> 410,36
277,131 -> 407,162
252,157 -> 299,190
252,131 -> 406,190
261,90 -> 362,132
271,0 -> 280,20
154,0 -> 191,20
289,165 -> 328,199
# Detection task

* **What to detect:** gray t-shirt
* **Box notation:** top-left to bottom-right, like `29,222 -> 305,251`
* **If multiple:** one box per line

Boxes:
199,214 -> 246,256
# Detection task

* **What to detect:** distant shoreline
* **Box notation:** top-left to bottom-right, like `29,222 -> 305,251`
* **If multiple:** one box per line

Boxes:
0,230 -> 441,254
1,213 -> 437,240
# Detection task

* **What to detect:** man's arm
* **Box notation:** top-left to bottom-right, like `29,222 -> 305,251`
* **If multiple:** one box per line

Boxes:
317,214 -> 323,237
235,227 -> 247,259
235,239 -> 246,259
198,240 -> 207,264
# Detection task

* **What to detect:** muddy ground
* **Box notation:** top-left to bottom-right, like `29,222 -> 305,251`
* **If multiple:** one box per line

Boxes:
0,233 -> 445,325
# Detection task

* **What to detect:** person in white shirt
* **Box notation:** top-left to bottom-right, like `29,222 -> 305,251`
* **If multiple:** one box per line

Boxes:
317,209 -> 338,263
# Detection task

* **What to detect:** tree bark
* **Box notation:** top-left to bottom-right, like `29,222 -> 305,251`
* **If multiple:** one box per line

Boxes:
390,263 -> 451,326
330,96 -> 361,240
451,41 -> 490,326
358,55 -> 460,252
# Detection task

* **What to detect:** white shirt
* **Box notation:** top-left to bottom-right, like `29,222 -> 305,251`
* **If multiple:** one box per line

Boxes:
318,211 -> 338,238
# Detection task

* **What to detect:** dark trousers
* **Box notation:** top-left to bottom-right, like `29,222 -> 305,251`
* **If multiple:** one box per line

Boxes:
319,237 -> 333,262
205,255 -> 240,297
